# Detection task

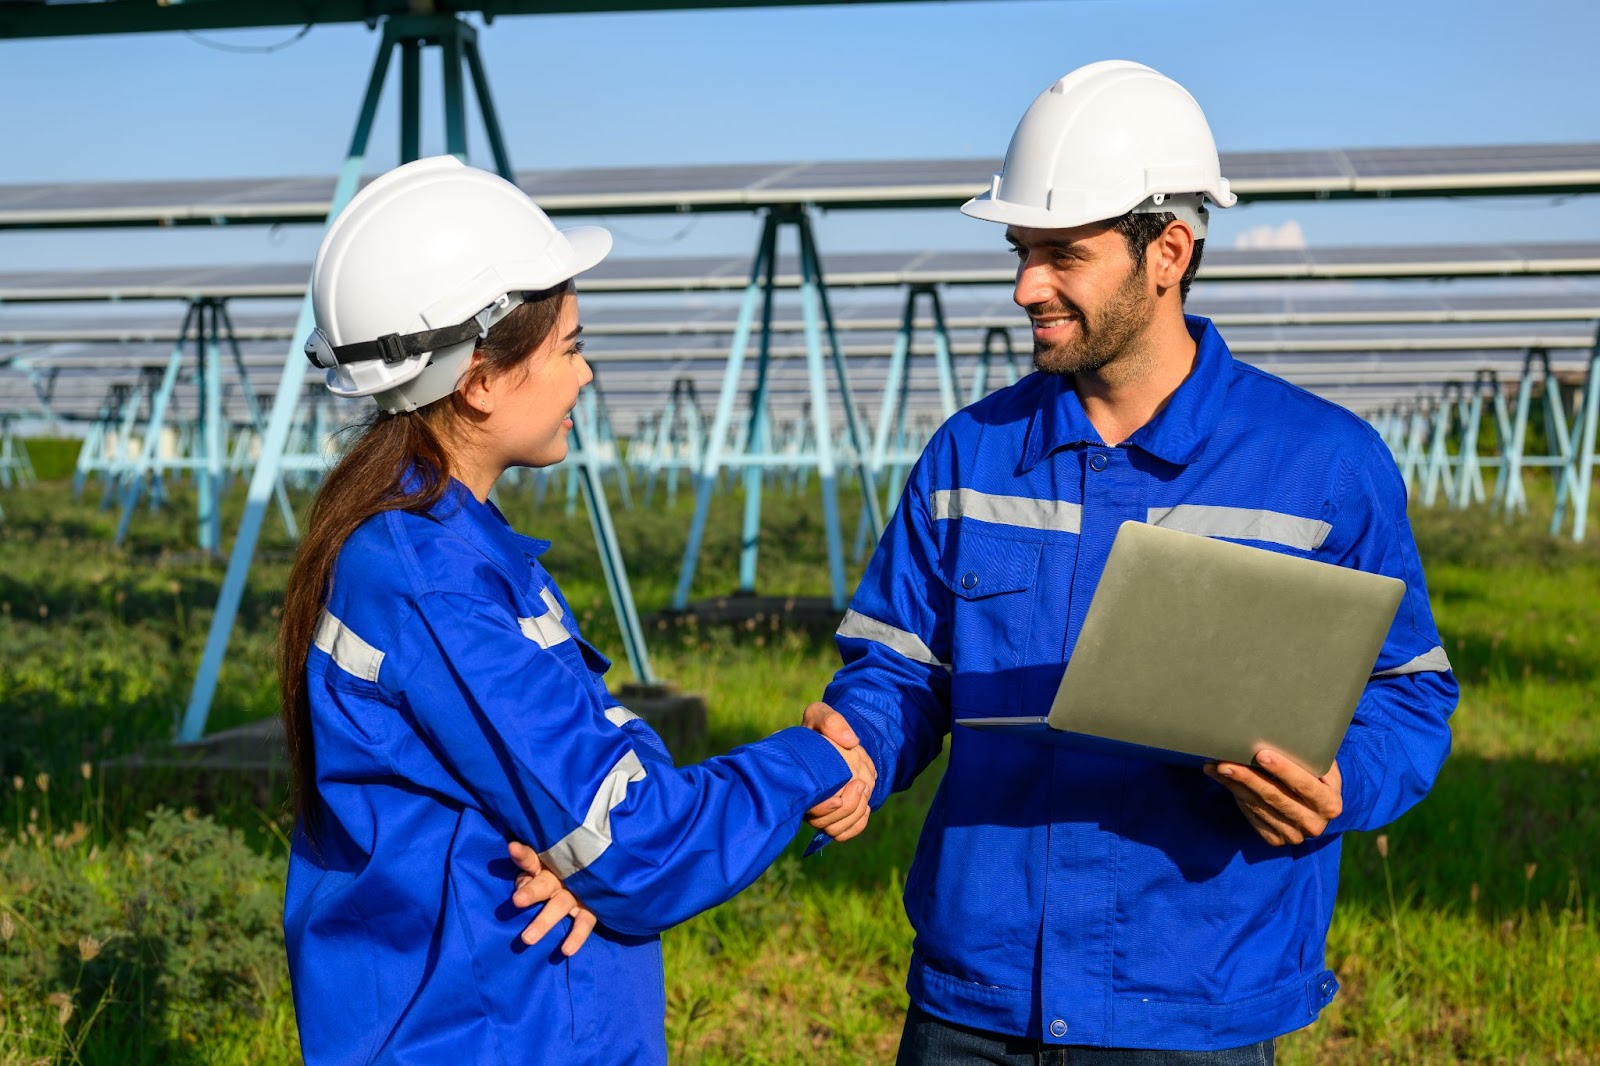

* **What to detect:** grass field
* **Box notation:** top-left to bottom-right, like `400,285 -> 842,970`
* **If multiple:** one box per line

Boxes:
1,470 -> 1597,1064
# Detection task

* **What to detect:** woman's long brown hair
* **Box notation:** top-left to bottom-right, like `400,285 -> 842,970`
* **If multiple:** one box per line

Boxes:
278,283 -> 571,843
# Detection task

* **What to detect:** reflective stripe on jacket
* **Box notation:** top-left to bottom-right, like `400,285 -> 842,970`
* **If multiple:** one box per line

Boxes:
285,482 -> 850,1065
823,315 -> 1457,1051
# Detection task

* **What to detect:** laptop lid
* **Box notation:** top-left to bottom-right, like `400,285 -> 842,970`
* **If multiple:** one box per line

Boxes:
1046,520 -> 1404,775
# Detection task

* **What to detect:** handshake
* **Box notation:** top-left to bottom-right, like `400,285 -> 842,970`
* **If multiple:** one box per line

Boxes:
800,700 -> 877,843
506,700 -> 876,956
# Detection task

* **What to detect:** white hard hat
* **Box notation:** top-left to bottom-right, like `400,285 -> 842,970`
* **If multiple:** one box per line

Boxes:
305,155 -> 611,414
961,61 -> 1237,238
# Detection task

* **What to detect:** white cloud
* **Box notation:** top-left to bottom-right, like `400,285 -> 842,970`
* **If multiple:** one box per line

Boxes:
1231,220 -> 1308,250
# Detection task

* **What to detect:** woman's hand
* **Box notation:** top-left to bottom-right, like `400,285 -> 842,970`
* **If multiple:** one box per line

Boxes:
507,841 -> 598,956
802,702 -> 877,842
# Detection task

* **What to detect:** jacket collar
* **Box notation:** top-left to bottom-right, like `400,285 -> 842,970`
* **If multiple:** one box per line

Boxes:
1021,314 -> 1232,470
412,471 -> 551,580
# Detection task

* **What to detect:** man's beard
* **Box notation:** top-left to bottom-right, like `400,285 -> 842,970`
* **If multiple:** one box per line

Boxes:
1030,263 -> 1152,378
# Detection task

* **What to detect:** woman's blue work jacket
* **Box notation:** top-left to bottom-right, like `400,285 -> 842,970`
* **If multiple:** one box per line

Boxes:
821,316 -> 1459,1051
284,480 -> 850,1064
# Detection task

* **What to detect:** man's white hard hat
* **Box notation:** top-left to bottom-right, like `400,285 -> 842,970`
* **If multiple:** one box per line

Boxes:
305,155 -> 611,414
961,60 -> 1237,238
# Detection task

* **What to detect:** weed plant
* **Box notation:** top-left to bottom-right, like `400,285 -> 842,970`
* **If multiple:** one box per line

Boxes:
1,474 -> 1597,1063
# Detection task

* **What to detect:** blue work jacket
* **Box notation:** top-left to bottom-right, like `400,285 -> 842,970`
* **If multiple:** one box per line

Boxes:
823,316 -> 1457,1051
284,480 -> 850,1065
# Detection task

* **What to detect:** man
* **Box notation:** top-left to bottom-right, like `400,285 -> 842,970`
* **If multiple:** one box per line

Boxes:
803,60 -> 1457,1063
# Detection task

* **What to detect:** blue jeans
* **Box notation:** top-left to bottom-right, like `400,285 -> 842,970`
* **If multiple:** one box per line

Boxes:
896,1003 -> 1275,1066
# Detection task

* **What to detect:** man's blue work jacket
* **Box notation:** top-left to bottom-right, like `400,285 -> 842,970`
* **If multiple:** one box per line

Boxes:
284,480 -> 851,1065
823,316 -> 1457,1051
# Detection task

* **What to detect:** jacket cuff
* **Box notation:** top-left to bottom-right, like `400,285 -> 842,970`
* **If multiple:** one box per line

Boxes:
826,701 -> 895,809
769,726 -> 853,805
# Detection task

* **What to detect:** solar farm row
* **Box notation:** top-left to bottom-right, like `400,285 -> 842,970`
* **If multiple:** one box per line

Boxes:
3,143 -> 1598,228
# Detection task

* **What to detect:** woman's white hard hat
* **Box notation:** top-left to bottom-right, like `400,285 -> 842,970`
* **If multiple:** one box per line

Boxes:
305,155 -> 611,414
961,60 -> 1237,237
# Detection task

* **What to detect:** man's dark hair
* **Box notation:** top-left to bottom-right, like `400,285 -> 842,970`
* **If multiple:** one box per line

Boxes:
1111,211 -> 1205,303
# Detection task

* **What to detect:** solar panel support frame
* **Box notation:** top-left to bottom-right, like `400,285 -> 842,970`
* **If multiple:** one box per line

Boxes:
670,205 -> 884,612
179,13 -> 657,745
1550,325 -> 1600,540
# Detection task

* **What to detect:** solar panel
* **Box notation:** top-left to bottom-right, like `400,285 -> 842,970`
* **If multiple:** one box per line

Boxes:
2,143 -> 1595,228
6,280 -> 1598,349
7,242 -> 1599,307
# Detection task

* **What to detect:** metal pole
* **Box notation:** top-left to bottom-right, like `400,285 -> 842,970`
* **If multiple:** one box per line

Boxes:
463,35 -> 513,179
219,302 -> 299,541
115,305 -> 192,546
673,212 -> 778,609
441,20 -> 469,160
796,210 -> 847,611
927,287 -> 960,419
399,36 -> 421,163
1548,369 -> 1579,536
179,26 -> 398,743
806,226 -> 883,542
199,301 -> 227,553
1501,350 -> 1538,516
1571,330 -> 1600,542
872,290 -> 913,486
737,226 -> 780,593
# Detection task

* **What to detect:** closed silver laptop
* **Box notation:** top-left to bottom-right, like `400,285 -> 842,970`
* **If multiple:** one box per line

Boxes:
958,520 -> 1404,775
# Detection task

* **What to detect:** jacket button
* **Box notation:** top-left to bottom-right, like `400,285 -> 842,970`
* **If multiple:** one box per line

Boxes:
1049,1019 -> 1068,1038
1089,453 -> 1108,472
961,572 -> 979,590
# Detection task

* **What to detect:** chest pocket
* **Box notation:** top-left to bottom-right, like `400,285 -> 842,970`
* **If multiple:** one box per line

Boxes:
518,604 -> 612,701
935,530 -> 1042,715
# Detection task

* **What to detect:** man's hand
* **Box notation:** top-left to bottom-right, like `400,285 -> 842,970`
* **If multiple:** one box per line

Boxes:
802,701 -> 877,843
1205,749 -> 1343,847
507,841 -> 597,955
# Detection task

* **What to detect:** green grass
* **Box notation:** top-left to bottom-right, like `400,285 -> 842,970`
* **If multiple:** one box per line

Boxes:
2,475 -> 1598,1063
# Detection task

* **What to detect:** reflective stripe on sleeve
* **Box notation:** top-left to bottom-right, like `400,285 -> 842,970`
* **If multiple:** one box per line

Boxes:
605,706 -> 641,727
837,609 -> 949,670
1146,505 -> 1332,551
538,750 -> 648,878
1372,646 -> 1453,677
932,488 -> 1082,534
518,612 -> 572,649
313,610 -> 385,682
520,586 -> 576,648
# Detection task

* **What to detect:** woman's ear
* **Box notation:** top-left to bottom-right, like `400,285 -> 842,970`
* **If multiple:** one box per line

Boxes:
459,352 -> 494,415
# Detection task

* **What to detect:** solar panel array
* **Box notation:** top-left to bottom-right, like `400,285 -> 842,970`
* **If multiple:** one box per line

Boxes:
8,283 -> 1595,430
3,141 -> 1596,436
2,143 -> 1597,228
5,242 -> 1600,305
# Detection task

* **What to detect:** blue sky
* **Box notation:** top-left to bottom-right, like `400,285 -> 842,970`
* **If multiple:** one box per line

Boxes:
2,0 -> 1597,271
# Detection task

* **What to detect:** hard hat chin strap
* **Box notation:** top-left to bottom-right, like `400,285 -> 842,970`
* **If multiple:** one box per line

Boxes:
305,292 -> 525,371
1129,192 -> 1210,239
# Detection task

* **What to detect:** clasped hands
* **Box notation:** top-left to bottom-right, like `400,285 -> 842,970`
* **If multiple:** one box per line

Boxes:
504,700 -> 876,956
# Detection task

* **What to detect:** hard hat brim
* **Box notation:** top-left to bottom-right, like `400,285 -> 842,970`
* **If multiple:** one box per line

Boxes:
560,225 -> 612,282
960,193 -> 1127,232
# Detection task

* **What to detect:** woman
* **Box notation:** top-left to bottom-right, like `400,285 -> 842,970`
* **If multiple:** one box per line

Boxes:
279,156 -> 871,1064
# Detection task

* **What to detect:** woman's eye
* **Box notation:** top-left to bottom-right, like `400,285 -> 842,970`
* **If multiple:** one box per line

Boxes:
571,340 -> 586,356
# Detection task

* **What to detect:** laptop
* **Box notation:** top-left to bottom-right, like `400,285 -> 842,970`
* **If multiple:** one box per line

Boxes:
957,520 -> 1405,776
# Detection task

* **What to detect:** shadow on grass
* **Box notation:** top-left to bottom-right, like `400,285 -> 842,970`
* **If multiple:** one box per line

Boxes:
63,935 -> 211,1066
